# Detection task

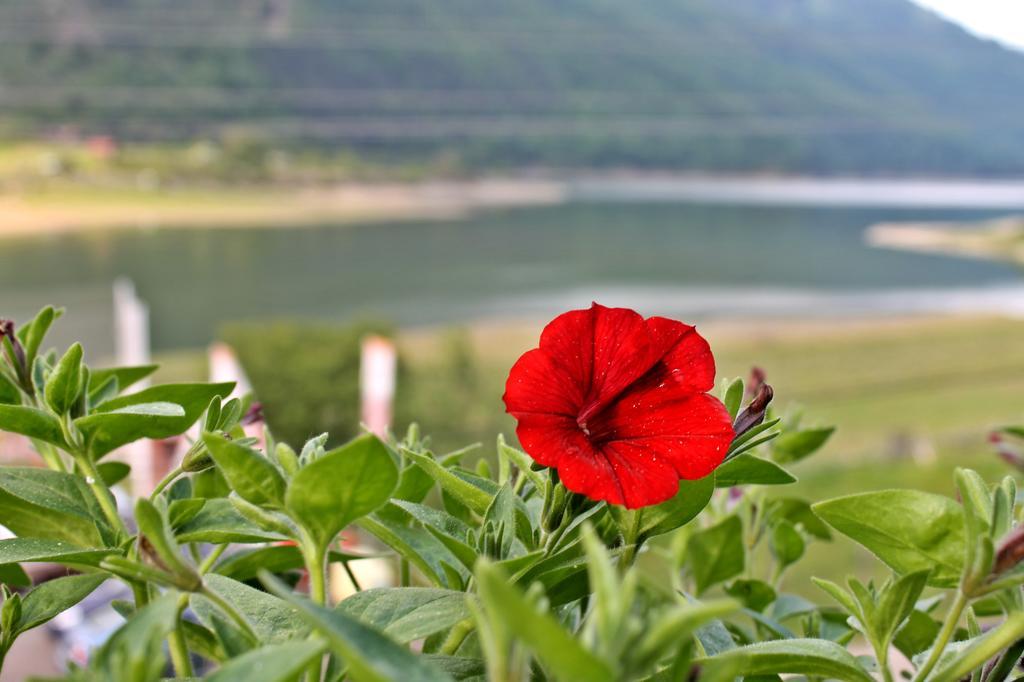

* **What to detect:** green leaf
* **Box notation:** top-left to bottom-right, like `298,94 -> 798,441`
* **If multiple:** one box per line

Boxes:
893,610 -> 941,659
473,559 -> 615,682
0,467 -> 110,546
206,640 -> 325,682
875,570 -> 929,645
633,474 -> 715,540
715,455 -> 796,487
89,365 -> 159,395
723,377 -> 745,419
0,537 -> 112,568
262,571 -> 456,682
769,520 -> 805,570
699,638 -> 873,682
420,656 -> 486,681
16,573 -> 106,634
496,437 -> 545,492
359,515 -> 467,589
134,498 -> 196,583
96,461 -> 131,487
287,434 -> 398,549
78,382 -> 234,457
0,374 -> 21,405
811,577 -> 859,617
91,592 -> 178,681
400,447 -> 492,516
772,427 -> 835,464
726,580 -> 777,612
685,515 -> 745,594
0,405 -> 67,448
174,498 -> 287,544
930,612 -> 1024,682
17,306 -> 58,373
766,498 -> 832,540
203,433 -> 286,508
44,343 -> 84,415
195,574 -> 309,644
212,544 -> 377,581
635,599 -> 739,670
339,588 -> 471,644
812,490 -> 965,587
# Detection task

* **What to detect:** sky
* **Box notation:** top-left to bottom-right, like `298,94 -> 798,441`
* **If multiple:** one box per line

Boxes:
911,0 -> 1024,51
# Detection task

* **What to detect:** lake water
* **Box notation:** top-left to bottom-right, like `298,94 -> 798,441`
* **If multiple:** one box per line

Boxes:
1,198 -> 1022,355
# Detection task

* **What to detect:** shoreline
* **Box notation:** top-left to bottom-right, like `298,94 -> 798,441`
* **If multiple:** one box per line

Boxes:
867,215 -> 1024,265
5,174 -> 1024,238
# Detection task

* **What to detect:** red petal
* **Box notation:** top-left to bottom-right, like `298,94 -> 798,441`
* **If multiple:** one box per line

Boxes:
504,347 -> 583,418
515,412 -> 592,469
539,303 -> 655,415
595,387 -> 734,482
645,316 -> 716,394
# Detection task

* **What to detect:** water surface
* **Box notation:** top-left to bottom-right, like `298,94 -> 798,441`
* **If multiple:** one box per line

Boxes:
1,201 -> 1020,354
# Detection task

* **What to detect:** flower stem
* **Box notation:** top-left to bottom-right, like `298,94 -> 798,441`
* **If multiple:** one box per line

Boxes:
168,595 -> 193,678
913,590 -> 968,682
75,452 -> 126,539
150,465 -> 183,500
440,619 -> 475,655
619,510 -> 644,567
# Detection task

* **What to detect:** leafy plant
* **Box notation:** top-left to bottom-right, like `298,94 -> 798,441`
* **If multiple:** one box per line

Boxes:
1,305 -> 1023,681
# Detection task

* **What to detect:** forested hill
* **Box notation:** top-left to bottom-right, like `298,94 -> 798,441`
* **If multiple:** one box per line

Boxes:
2,0 -> 1024,175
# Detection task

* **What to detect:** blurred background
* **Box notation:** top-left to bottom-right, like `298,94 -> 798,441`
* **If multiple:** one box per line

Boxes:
3,1 -> 1024,672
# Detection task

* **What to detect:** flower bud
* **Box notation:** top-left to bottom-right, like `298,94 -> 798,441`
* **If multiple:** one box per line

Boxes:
0,320 -> 31,394
993,525 -> 1024,576
181,442 -> 215,473
733,383 -> 774,437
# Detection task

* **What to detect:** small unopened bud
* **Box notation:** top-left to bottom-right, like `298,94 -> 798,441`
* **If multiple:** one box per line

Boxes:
240,401 -> 264,426
733,383 -> 774,437
992,433 -> 1024,472
0,320 -> 31,394
994,526 -> 1024,575
181,442 -> 214,473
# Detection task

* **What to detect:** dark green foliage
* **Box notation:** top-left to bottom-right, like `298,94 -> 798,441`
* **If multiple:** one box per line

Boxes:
3,0 -> 1024,174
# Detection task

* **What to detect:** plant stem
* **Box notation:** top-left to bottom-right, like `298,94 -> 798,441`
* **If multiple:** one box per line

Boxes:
619,510 -> 644,567
342,560 -> 362,593
75,453 -> 127,538
913,590 -> 968,682
306,544 -> 328,606
400,558 -> 410,587
168,627 -> 192,677
150,465 -> 183,500
199,544 -> 228,575
440,619 -> 475,655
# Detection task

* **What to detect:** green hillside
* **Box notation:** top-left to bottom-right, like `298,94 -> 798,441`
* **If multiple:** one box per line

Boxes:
2,0 -> 1024,174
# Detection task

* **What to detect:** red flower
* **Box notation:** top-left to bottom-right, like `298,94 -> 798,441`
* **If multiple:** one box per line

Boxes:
503,303 -> 734,509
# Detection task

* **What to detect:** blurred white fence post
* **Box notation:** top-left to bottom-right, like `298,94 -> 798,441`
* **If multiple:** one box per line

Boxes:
360,336 -> 396,437
113,278 -> 154,495
208,342 -> 252,398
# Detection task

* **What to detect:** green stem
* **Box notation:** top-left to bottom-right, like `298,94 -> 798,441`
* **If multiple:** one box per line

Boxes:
619,510 -> 644,567
75,453 -> 127,538
913,590 -> 968,682
168,595 -> 193,678
199,544 -> 228,575
440,619 -> 475,655
874,640 -> 894,682
342,560 -> 362,593
400,558 -> 411,587
150,465 -> 183,500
